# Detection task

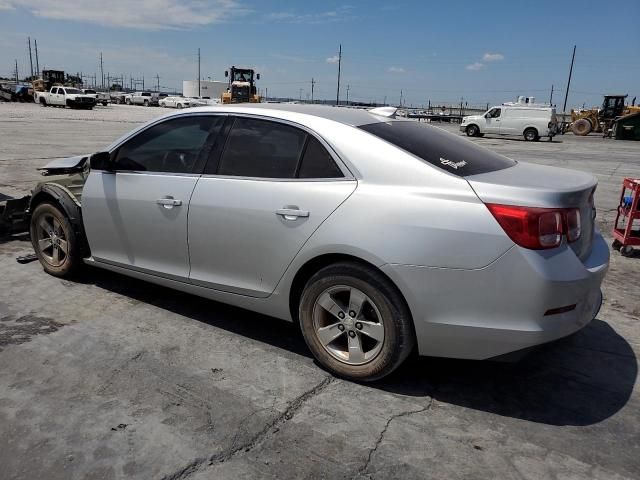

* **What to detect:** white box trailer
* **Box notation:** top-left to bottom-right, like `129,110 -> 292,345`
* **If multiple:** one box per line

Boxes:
182,80 -> 227,100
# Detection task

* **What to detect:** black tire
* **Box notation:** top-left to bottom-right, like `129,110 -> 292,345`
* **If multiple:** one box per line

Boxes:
524,128 -> 538,141
30,202 -> 81,278
620,245 -> 634,257
177,103 -> 183,109
40,98 -> 47,107
125,99 -> 131,105
571,118 -> 592,136
144,99 -> 149,107
466,124 -> 479,137
102,101 -> 108,106
298,262 -> 415,382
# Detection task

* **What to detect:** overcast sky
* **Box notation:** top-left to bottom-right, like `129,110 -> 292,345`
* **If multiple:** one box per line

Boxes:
1,0 -> 638,108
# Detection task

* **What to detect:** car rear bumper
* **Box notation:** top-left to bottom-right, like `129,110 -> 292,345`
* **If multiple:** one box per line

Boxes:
381,230 -> 609,359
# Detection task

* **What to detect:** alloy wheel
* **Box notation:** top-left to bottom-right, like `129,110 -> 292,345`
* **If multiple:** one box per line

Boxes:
35,213 -> 69,267
312,285 -> 385,365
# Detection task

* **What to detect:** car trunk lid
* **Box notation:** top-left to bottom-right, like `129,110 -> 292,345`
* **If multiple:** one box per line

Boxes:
466,162 -> 597,261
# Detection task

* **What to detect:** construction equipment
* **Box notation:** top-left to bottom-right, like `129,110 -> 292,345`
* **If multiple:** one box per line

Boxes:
32,70 -> 65,103
221,66 -> 260,104
571,94 -> 640,136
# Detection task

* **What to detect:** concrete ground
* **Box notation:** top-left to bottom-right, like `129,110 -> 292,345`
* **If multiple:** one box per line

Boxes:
0,103 -> 638,480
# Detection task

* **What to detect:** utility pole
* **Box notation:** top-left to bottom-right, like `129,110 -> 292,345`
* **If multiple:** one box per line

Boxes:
549,84 -> 554,106
299,88 -> 302,101
142,74 -> 145,91
399,90 -> 403,107
265,87 -> 268,101
34,39 -> 39,77
346,84 -> 350,105
311,78 -> 315,103
562,45 -> 576,114
383,95 -> 387,106
28,37 -> 34,78
14,59 -> 18,84
99,52 -> 104,89
197,48 -> 201,97
336,44 -> 342,106
156,73 -> 160,92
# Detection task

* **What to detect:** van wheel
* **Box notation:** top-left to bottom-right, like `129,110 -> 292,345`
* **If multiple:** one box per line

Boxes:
524,128 -> 538,141
466,125 -> 479,137
30,202 -> 81,278
299,262 -> 415,382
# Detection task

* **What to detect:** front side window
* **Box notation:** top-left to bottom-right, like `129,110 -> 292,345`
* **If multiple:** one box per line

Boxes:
114,116 -> 224,173
217,118 -> 306,178
487,108 -> 501,118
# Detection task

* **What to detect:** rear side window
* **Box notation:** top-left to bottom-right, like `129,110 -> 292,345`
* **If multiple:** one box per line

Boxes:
218,117 -> 306,178
359,121 -> 515,176
298,137 -> 343,179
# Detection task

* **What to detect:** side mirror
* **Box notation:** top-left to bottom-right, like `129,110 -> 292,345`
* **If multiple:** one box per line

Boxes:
90,151 -> 114,171
256,73 -> 260,80
224,70 -> 228,78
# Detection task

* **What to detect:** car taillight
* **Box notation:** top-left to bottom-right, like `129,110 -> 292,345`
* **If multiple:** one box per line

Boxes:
486,204 -> 581,250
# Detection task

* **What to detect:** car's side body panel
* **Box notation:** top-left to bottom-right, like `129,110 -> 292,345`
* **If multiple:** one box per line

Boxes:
188,177 -> 356,297
82,172 -> 199,279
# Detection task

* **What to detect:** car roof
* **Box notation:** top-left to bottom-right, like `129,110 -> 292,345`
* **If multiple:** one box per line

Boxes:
187,104 -> 390,127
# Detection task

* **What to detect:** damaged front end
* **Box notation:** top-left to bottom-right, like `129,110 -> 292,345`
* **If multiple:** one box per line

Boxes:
0,155 -> 89,235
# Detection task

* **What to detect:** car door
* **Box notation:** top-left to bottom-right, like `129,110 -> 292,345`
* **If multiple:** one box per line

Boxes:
188,116 -> 357,297
52,87 -> 62,105
484,107 -> 502,133
82,114 -> 226,279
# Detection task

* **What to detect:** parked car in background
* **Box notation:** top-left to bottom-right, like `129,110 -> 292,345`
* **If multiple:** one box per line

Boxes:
81,89 -> 110,106
461,102 -> 558,141
38,87 -> 96,109
188,97 -> 221,107
26,104 -> 608,381
124,91 -> 159,106
110,92 -> 128,104
159,96 -> 190,109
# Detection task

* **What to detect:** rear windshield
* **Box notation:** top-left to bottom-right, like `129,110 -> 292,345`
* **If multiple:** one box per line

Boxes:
359,121 -> 516,176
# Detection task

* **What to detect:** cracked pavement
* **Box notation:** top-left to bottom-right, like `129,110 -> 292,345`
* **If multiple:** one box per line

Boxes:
0,104 -> 639,479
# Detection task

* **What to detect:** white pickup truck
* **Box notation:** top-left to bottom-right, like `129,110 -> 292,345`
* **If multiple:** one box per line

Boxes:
38,87 -> 96,109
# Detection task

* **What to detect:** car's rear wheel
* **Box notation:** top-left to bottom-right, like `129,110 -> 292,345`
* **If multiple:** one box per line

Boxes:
466,124 -> 479,137
177,103 -> 183,109
30,202 -> 80,277
524,128 -> 538,141
299,262 -> 415,381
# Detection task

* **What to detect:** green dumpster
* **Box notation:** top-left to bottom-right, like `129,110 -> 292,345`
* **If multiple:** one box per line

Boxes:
614,112 -> 640,140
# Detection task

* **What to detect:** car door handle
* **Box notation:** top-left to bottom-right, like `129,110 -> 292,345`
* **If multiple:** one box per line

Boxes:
276,208 -> 309,220
156,197 -> 182,208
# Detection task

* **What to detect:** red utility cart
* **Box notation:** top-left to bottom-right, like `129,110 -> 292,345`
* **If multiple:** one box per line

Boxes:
612,177 -> 640,257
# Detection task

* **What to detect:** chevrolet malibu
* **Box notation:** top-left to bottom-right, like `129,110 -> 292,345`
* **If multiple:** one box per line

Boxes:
28,104 -> 609,381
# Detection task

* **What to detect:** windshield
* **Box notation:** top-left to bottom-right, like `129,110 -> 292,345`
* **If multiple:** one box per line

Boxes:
64,88 -> 81,94
233,70 -> 253,82
84,89 -> 96,94
359,120 -> 516,177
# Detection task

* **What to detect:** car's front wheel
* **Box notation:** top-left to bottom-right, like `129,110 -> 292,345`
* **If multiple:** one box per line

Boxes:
299,262 -> 415,381
30,202 -> 80,277
466,124 -> 479,137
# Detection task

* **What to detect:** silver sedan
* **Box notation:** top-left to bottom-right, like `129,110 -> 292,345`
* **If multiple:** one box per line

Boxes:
28,104 -> 609,381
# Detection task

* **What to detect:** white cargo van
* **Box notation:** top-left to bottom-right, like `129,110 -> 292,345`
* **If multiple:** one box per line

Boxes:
460,97 -> 557,141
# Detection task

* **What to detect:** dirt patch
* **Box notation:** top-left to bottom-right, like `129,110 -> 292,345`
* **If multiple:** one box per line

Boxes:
0,314 -> 63,351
